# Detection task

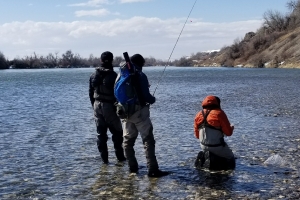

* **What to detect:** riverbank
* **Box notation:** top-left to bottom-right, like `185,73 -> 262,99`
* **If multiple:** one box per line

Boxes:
193,61 -> 300,69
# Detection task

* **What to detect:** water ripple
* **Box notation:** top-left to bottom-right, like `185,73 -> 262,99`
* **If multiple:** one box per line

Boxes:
0,67 -> 300,199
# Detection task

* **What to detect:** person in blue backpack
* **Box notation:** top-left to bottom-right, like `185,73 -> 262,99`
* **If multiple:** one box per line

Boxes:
120,54 -> 169,177
89,51 -> 126,164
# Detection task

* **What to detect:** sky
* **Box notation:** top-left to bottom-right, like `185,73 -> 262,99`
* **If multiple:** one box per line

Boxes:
0,0 -> 292,61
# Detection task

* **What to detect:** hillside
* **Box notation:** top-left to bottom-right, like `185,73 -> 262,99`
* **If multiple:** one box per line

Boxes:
193,27 -> 300,69
188,0 -> 300,69
260,27 -> 300,68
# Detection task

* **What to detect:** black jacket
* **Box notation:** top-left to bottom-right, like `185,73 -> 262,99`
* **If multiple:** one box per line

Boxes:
89,64 -> 117,106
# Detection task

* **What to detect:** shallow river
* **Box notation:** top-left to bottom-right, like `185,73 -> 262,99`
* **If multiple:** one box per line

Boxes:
0,67 -> 300,199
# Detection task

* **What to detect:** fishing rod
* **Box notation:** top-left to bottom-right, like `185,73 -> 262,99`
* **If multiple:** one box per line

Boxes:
153,0 -> 198,96
233,109 -> 270,126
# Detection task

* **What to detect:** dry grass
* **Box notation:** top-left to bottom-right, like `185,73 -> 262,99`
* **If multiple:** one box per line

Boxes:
193,27 -> 300,68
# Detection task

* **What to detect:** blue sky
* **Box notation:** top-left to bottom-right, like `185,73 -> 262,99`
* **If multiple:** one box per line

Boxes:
0,0 -> 291,60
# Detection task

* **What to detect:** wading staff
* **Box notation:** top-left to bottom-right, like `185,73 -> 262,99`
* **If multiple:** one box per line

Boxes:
152,0 -> 198,96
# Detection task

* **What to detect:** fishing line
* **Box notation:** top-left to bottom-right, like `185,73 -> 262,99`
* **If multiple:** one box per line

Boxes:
233,110 -> 268,126
233,94 -> 299,126
153,0 -> 198,96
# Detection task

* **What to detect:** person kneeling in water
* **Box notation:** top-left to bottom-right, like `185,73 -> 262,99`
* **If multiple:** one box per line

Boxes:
193,95 -> 235,170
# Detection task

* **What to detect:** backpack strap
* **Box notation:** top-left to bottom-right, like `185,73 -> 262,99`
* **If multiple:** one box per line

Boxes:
199,110 -> 222,131
202,110 -> 210,124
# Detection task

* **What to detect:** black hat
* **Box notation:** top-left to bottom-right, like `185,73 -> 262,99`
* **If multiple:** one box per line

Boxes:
130,54 -> 145,67
101,51 -> 113,63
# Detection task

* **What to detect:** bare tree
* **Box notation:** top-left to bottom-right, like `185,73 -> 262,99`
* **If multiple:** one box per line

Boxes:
144,57 -> 157,66
263,10 -> 289,32
286,0 -> 300,29
0,51 -> 8,69
61,50 -> 74,67
287,0 -> 298,11
229,38 -> 243,59
113,56 -> 123,67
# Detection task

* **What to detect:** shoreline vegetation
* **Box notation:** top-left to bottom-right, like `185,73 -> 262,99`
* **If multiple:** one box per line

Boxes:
1,1 -> 300,70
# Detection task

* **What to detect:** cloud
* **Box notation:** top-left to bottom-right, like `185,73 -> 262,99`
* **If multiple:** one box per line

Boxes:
69,0 -> 110,7
120,0 -> 150,3
0,17 -> 263,60
75,9 -> 111,17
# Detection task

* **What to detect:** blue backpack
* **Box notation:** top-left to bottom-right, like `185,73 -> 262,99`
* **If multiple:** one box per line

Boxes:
114,62 -> 137,104
114,62 -> 138,119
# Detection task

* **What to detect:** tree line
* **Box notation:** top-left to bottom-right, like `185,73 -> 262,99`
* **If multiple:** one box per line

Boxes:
0,49 -> 195,70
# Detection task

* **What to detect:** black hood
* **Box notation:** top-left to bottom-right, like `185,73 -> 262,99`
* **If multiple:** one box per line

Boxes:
101,63 -> 113,70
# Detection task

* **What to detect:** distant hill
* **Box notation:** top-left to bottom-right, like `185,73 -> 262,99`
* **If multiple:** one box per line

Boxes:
188,0 -> 300,69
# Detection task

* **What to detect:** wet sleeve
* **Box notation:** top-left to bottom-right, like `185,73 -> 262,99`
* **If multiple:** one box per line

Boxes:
194,112 -> 203,139
218,110 -> 233,136
89,75 -> 95,107
140,73 -> 155,104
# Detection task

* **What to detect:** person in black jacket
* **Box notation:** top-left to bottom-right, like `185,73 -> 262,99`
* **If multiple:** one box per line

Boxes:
89,51 -> 126,164
121,54 -> 169,177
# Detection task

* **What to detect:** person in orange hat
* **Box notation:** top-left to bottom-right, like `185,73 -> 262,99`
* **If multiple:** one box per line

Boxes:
193,95 -> 235,170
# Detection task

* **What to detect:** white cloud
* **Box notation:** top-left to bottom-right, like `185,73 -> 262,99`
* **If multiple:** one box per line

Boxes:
69,0 -> 110,7
75,9 -> 110,17
120,0 -> 150,3
0,17 -> 263,60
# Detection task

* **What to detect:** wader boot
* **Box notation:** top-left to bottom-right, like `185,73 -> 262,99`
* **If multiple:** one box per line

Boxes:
100,152 -> 109,164
144,136 -> 169,177
124,137 -> 139,173
97,136 -> 109,164
115,149 -> 126,162
204,151 -> 236,170
203,151 -> 210,169
111,129 -> 126,162
194,151 -> 205,168
227,157 -> 236,170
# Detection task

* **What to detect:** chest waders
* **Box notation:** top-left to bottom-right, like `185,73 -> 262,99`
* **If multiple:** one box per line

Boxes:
198,110 -> 226,147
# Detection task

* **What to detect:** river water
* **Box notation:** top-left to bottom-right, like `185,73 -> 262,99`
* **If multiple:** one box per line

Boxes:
0,67 -> 300,199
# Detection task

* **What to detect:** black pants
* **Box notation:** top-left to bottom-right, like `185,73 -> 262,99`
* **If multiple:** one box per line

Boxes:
94,101 -> 124,158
